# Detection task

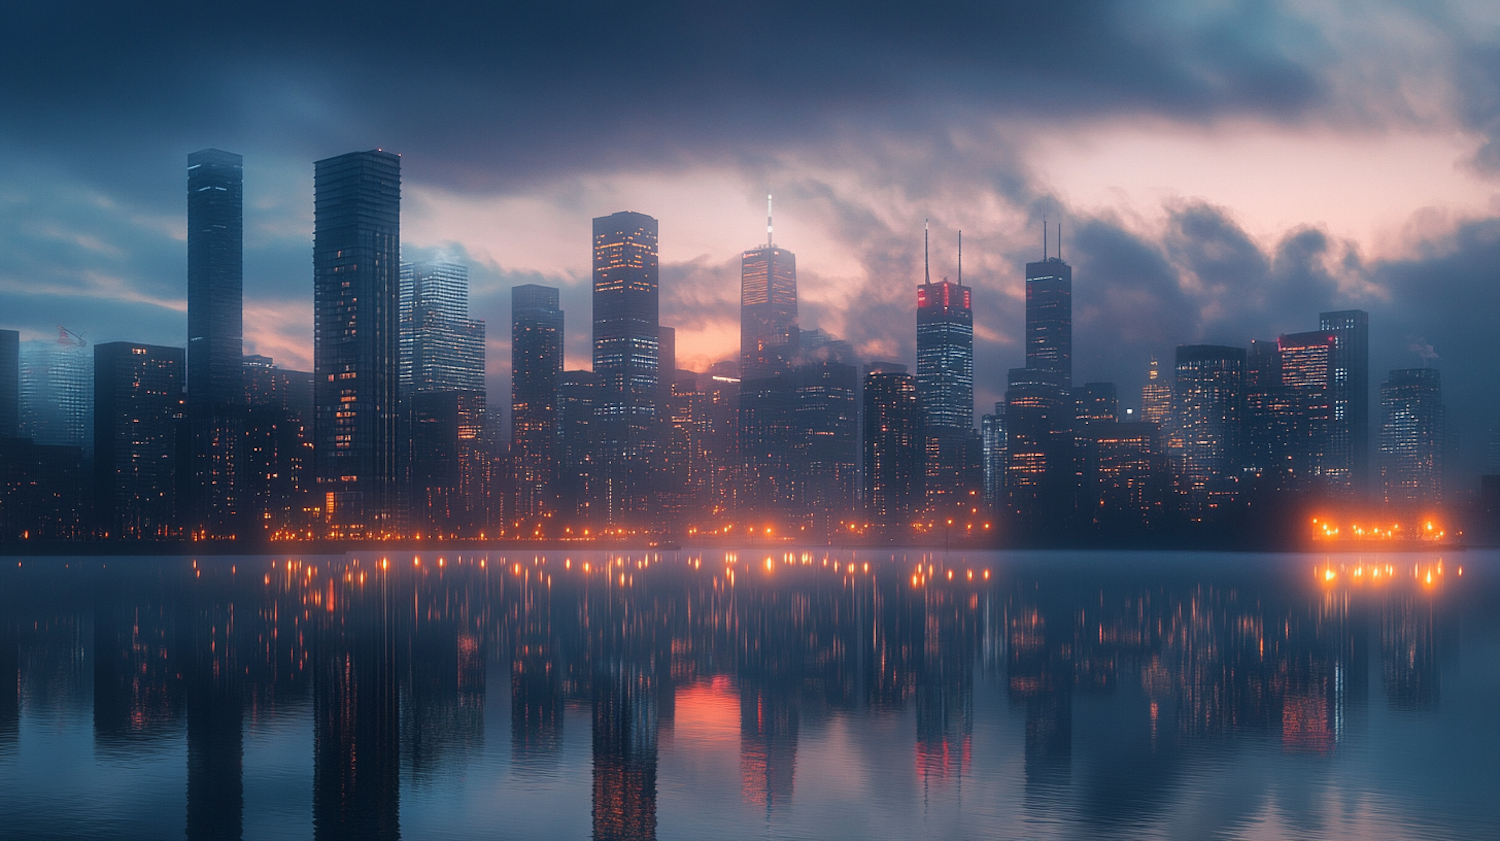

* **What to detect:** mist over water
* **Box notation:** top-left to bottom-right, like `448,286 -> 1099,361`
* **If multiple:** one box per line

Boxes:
0,549 -> 1493,840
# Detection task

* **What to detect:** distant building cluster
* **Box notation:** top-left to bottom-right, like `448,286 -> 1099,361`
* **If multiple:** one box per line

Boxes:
0,150 -> 1460,543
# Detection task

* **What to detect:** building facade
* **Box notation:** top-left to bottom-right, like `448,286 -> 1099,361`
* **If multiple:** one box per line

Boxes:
512,284 -> 564,519
94,342 -> 184,538
313,150 -> 402,534
1379,368 -> 1443,508
1319,310 -> 1369,494
1173,345 -> 1245,516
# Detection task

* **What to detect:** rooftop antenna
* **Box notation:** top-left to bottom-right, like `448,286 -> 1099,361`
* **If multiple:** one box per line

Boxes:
924,219 -> 931,285
1057,221 -> 1062,261
958,230 -> 963,287
767,192 -> 773,247
1043,214 -> 1048,260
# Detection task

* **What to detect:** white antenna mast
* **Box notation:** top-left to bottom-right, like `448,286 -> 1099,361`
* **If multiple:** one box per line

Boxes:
767,193 -> 773,247
924,219 -> 930,285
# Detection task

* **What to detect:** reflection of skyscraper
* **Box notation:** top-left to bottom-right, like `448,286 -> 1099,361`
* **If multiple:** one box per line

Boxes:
592,661 -> 659,841
592,211 -> 660,527
1379,368 -> 1444,507
94,342 -> 184,538
740,684 -> 798,810
314,150 -> 402,534
512,284 -> 563,518
183,576 -> 244,841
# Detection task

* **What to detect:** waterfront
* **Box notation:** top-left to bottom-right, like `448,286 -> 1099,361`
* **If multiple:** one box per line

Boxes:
0,549 -> 1493,840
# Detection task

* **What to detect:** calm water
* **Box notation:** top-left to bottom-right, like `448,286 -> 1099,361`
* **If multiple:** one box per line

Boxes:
0,548 -> 1494,840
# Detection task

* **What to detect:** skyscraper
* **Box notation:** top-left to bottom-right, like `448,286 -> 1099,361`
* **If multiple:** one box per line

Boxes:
1379,368 -> 1443,508
512,284 -> 563,519
1319,310 -> 1369,494
863,369 -> 923,533
916,228 -> 973,431
186,149 -> 246,536
1278,330 -> 1337,487
1025,235 -> 1072,391
556,370 -> 602,526
94,342 -> 184,538
399,260 -> 484,395
740,203 -> 798,380
313,150 -> 402,534
19,329 -> 92,452
592,211 -> 660,526
187,149 -> 244,406
1003,367 -> 1071,531
0,329 -> 16,437
1140,358 -> 1170,426
1173,345 -> 1245,514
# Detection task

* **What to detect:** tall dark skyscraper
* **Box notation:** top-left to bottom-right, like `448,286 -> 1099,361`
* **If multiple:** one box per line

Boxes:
0,329 -> 16,437
592,211 -> 660,526
313,150 -> 401,534
1025,232 -> 1072,391
863,369 -> 923,533
1379,368 -> 1443,508
187,149 -> 244,406
512,284 -> 563,519
186,149 -> 246,536
740,200 -> 798,380
1319,310 -> 1369,494
94,342 -> 184,538
1279,330 -> 1337,488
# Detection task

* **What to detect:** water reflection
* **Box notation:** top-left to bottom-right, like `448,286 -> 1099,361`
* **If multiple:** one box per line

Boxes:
0,550 -> 1491,840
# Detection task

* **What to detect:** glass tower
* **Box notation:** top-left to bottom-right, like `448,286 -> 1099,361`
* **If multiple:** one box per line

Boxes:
1319,310 -> 1369,495
1379,368 -> 1443,507
1173,345 -> 1245,513
19,329 -> 92,452
1025,256 -> 1072,391
94,342 -> 184,538
916,279 -> 974,430
512,284 -> 564,518
399,260 -> 484,395
740,244 -> 798,380
592,211 -> 660,526
313,150 -> 402,534
187,148 -> 244,406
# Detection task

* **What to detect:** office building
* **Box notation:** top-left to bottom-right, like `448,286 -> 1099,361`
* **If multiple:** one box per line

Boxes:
1173,345 -> 1245,515
0,329 -> 16,437
409,390 -> 487,535
512,284 -> 563,519
1319,310 -> 1369,494
556,370 -> 602,526
740,214 -> 798,380
187,149 -> 244,406
795,355 -> 859,533
1279,331 -> 1337,487
1140,358 -> 1170,427
1379,368 -> 1443,508
313,150 -> 402,534
917,230 -> 978,514
94,342 -> 184,538
1025,239 -> 1072,391
1003,367 -> 1071,531
399,260 -> 484,395
981,405 -> 1004,510
592,211 -> 661,527
19,329 -> 92,451
863,370 -> 923,532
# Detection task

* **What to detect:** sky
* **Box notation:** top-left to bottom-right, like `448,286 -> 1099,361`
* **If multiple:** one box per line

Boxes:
3,0 -> 1500,486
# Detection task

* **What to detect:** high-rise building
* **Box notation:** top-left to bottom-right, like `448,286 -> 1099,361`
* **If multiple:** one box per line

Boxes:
1279,331 -> 1337,487
313,150 -> 402,534
1025,246 -> 1072,391
19,329 -> 92,452
917,229 -> 978,514
242,355 -> 314,538
94,342 -> 184,538
1091,422 -> 1166,528
187,149 -> 244,406
186,149 -> 247,537
409,390 -> 487,535
740,201 -> 798,381
1003,367 -> 1071,531
1379,368 -> 1443,508
512,284 -> 563,519
862,370 -> 923,532
1140,358 -> 1171,426
556,370 -> 602,526
1173,345 -> 1245,515
399,260 -> 484,395
0,329 -> 16,437
592,211 -> 660,527
981,405 -> 1004,510
1319,310 -> 1369,494
794,355 -> 859,533
1073,383 -> 1118,428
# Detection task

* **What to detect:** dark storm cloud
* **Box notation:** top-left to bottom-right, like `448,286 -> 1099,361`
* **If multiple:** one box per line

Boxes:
0,1 -> 1335,199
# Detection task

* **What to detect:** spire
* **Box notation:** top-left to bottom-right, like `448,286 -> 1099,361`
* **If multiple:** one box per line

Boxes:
767,192 -> 773,247
957,230 -> 963,287
1043,214 -> 1048,260
924,219 -> 930,285
1057,221 -> 1062,261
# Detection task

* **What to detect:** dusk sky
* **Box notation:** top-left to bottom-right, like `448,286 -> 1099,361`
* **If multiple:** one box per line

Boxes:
4,1 -> 1500,484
